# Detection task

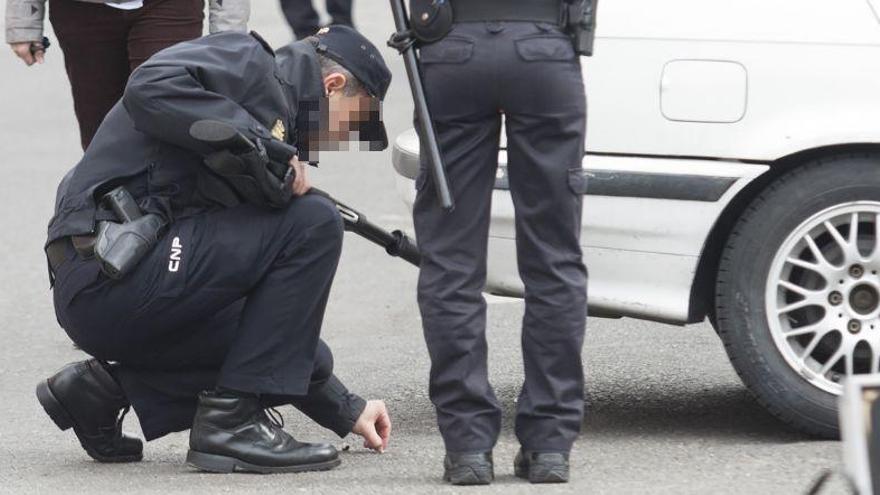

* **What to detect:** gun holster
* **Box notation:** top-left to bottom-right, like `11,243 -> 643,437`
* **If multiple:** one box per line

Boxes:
409,0 -> 453,43
563,0 -> 598,56
94,214 -> 166,280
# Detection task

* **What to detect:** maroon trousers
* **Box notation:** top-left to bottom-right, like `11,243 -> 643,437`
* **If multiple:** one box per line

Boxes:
49,0 -> 204,150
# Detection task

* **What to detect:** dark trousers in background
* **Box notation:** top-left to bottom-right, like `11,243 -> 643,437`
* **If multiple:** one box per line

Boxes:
413,22 -> 588,454
48,0 -> 204,150
52,195 -> 346,440
280,0 -> 353,39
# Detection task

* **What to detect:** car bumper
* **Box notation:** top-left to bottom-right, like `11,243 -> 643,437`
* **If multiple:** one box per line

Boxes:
392,129 -> 768,324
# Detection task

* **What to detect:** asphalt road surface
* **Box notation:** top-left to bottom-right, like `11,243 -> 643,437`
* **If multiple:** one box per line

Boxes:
0,4 -> 847,494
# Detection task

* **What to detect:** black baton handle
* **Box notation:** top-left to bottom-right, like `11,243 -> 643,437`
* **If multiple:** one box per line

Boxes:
389,0 -> 455,212
388,229 -> 421,266
312,188 -> 421,267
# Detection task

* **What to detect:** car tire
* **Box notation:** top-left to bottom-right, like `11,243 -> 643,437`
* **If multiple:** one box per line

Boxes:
715,153 -> 880,439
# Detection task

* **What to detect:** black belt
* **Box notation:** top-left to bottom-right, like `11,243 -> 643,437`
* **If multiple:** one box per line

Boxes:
46,235 -> 96,273
450,0 -> 562,23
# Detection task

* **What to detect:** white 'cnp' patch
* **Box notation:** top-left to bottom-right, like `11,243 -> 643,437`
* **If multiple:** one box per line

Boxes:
168,237 -> 183,272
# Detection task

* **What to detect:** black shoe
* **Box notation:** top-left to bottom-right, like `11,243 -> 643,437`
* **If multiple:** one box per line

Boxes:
514,449 -> 570,483
36,359 -> 143,463
186,391 -> 340,474
443,451 -> 494,485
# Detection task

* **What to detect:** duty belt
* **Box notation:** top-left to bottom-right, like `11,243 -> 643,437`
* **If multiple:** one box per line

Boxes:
46,234 -> 96,273
450,0 -> 561,24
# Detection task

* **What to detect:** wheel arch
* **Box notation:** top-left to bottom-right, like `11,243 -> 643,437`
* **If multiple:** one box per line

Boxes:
686,142 -> 880,325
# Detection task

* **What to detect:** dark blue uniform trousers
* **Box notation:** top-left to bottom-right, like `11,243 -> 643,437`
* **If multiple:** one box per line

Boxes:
52,195 -> 346,440
413,22 -> 588,453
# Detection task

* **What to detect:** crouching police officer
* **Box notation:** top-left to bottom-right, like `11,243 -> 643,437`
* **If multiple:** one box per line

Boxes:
410,0 -> 597,485
38,26 -> 393,473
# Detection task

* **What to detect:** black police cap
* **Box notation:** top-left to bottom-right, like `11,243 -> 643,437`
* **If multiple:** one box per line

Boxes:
311,25 -> 392,100
311,25 -> 391,150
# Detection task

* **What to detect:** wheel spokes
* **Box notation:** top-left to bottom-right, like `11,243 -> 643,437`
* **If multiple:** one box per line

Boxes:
798,332 -> 824,361
785,256 -> 823,275
823,217 -> 862,261
804,234 -> 836,270
824,220 -> 849,254
848,212 -> 859,245
873,213 -> 880,258
818,347 -> 845,376
785,321 -> 825,338
775,283 -> 826,315
767,203 -> 880,394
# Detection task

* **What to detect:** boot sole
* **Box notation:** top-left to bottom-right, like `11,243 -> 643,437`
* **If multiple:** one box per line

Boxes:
443,465 -> 494,485
36,379 -> 143,463
515,462 -> 569,484
186,450 -> 342,474
36,380 -> 75,431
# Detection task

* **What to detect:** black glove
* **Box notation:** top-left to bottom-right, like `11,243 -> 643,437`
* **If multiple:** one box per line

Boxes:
203,140 -> 294,209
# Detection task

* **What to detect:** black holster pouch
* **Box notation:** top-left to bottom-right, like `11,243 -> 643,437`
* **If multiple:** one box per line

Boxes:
563,0 -> 598,56
409,0 -> 454,43
203,139 -> 294,209
93,186 -> 166,280
94,215 -> 166,280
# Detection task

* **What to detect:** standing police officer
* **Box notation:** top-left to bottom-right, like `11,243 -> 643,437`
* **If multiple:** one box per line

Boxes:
38,26 -> 393,474
411,0 -> 595,485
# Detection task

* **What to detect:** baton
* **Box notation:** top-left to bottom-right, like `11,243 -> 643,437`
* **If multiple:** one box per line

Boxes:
189,120 -> 421,267
388,0 -> 455,211
313,189 -> 421,267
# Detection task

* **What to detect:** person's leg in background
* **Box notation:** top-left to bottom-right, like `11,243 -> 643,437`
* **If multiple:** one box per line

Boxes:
326,0 -> 353,28
127,0 -> 204,70
500,22 -> 588,483
412,23 -> 503,485
280,0 -> 321,39
47,0 -> 130,150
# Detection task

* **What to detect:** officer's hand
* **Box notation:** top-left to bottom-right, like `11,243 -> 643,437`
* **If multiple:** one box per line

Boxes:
10,42 -> 44,66
290,156 -> 311,196
352,400 -> 391,453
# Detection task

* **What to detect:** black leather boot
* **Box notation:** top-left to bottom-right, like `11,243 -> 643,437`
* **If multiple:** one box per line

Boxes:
443,451 -> 494,485
36,359 -> 143,463
186,391 -> 340,474
514,449 -> 570,483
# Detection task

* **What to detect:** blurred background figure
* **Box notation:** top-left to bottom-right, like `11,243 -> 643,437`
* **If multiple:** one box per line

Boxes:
280,0 -> 352,39
5,0 -> 250,150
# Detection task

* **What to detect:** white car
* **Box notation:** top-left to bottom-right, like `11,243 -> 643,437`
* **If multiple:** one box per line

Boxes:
392,0 -> 880,438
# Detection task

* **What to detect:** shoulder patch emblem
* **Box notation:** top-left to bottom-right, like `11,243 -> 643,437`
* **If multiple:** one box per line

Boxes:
271,119 -> 286,141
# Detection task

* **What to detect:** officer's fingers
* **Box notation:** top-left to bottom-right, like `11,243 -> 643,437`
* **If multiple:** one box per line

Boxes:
291,172 -> 305,196
300,176 -> 312,194
377,412 -> 391,450
296,165 -> 311,196
377,405 -> 391,439
294,178 -> 310,196
34,50 -> 45,64
361,424 -> 383,452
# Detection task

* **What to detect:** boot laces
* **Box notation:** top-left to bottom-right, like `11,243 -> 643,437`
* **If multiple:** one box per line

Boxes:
104,405 -> 130,439
264,407 -> 285,429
